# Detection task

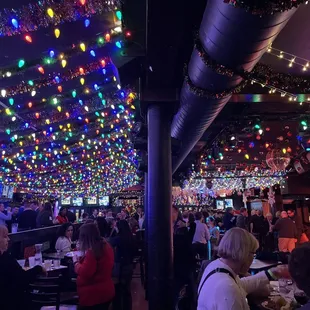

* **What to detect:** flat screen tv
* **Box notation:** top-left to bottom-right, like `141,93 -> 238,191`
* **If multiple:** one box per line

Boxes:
224,199 -> 233,208
87,196 -> 97,205
61,197 -> 71,205
216,200 -> 224,210
72,197 -> 83,207
99,196 -> 109,207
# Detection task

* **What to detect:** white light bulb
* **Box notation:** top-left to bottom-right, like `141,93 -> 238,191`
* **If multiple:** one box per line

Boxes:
1,89 -> 7,97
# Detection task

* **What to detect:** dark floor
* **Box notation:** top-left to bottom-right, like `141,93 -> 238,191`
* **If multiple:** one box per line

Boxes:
131,278 -> 148,310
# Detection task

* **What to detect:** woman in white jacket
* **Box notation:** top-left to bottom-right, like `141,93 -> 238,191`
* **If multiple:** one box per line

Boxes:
55,222 -> 73,253
197,228 -> 289,310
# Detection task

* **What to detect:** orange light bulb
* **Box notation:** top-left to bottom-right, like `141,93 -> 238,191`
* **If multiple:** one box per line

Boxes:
100,59 -> 106,67
25,35 -> 32,43
79,67 -> 85,74
38,66 -> 44,74
105,33 -> 111,42
57,85 -> 63,93
80,0 -> 86,4
28,102 -> 33,108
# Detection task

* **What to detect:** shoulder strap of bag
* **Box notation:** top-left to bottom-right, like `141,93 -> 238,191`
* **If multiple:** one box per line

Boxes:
197,268 -> 237,300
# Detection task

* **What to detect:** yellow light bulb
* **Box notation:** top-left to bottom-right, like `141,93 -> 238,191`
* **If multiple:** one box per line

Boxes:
61,59 -> 67,68
54,28 -> 60,38
47,8 -> 54,18
57,106 -> 62,112
80,43 -> 86,52
80,78 -> 85,85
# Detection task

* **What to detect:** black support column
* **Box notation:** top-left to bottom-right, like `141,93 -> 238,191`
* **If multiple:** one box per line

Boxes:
147,103 -> 173,310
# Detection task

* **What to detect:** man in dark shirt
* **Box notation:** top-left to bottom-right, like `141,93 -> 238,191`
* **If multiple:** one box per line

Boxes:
287,208 -> 303,243
223,207 -> 236,231
236,207 -> 248,230
274,211 -> 297,253
7,207 -> 19,233
18,202 -> 37,231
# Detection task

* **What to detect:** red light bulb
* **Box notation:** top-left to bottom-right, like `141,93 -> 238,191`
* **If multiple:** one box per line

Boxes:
25,35 -> 32,43
35,113 -> 40,119
79,67 -> 85,75
38,66 -> 44,74
57,86 -> 63,93
28,102 -> 33,108
100,59 -> 106,67
105,33 -> 111,42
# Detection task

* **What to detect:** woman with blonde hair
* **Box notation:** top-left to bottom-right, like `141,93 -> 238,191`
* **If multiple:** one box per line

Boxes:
197,228 -> 289,310
0,225 -> 44,310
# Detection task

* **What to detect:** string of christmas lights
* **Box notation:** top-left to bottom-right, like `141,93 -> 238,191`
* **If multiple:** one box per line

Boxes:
0,0 -> 119,37
0,31 -> 122,79
191,37 -> 310,105
0,59 -> 110,97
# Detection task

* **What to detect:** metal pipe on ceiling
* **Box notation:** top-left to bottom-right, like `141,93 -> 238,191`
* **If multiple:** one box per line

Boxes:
171,0 -> 299,173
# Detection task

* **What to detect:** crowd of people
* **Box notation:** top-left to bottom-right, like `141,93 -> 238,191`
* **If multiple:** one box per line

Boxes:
172,205 -> 310,309
0,203 -> 145,310
1,201 -> 310,310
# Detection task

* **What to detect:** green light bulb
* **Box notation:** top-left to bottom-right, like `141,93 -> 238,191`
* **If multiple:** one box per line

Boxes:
18,59 -> 25,68
72,90 -> 77,98
9,98 -> 14,105
28,80 -> 34,86
116,10 -> 122,20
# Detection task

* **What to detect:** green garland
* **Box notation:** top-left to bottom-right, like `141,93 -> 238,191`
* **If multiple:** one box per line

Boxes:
223,0 -> 307,15
184,71 -> 247,99
191,36 -> 310,96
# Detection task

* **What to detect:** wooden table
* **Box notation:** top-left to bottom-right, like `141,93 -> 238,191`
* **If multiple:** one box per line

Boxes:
250,259 -> 280,274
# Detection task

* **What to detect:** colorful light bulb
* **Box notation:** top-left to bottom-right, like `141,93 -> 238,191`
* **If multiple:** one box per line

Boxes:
1,89 -> 6,97
57,106 -> 62,112
80,78 -> 85,85
80,43 -> 86,52
84,19 -> 90,27
54,28 -> 60,38
25,35 -> 32,43
90,50 -> 96,57
79,67 -> 85,74
61,59 -> 67,68
116,11 -> 122,20
105,33 -> 111,42
80,0 -> 86,5
57,85 -> 63,93
100,59 -> 106,67
28,80 -> 34,86
18,59 -> 25,68
28,102 -> 33,108
9,98 -> 14,105
38,66 -> 45,74
49,50 -> 55,58
35,112 -> 40,119
72,90 -> 77,98
115,41 -> 122,48
47,8 -> 54,18
11,18 -> 19,29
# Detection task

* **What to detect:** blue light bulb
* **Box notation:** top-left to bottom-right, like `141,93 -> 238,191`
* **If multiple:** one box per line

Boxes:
115,41 -> 122,49
11,18 -> 19,29
49,50 -> 55,58
102,69 -> 106,75
84,19 -> 90,27
55,76 -> 60,83
94,84 -> 99,90
90,50 -> 96,57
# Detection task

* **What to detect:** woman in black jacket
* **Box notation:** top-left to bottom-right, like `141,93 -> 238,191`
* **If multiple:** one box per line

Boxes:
0,225 -> 44,310
110,220 -> 136,310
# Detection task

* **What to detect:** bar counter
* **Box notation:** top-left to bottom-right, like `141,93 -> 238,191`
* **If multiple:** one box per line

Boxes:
9,223 -> 81,259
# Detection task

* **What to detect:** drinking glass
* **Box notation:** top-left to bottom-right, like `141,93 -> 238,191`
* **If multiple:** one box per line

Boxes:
29,256 -> 36,268
44,260 -> 52,271
53,259 -> 61,268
